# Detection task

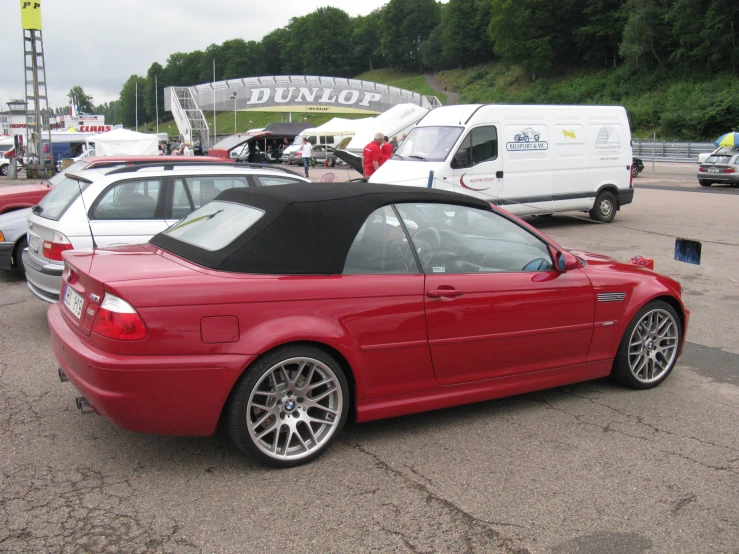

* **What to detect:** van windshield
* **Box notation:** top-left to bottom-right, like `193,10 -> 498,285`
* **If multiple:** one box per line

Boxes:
395,127 -> 463,162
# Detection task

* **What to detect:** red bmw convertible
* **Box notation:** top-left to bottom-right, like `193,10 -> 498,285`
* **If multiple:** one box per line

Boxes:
48,183 -> 688,467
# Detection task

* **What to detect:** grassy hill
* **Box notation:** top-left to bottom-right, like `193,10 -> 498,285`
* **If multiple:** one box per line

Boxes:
435,64 -> 738,141
354,69 -> 447,104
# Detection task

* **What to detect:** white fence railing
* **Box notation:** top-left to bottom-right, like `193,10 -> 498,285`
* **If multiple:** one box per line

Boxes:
632,140 -> 716,162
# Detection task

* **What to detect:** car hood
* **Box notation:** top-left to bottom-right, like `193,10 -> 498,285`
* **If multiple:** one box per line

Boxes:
369,159 -> 439,187
0,183 -> 49,197
0,207 -> 33,231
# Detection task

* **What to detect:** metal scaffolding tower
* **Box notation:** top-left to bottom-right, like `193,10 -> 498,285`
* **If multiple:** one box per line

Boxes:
23,29 -> 53,178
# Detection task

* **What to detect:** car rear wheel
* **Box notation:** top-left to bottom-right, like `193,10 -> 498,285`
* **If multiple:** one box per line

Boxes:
631,165 -> 639,179
227,345 -> 349,468
589,190 -> 617,223
612,301 -> 682,389
13,237 -> 27,273
329,158 -> 336,168
699,179 -> 712,187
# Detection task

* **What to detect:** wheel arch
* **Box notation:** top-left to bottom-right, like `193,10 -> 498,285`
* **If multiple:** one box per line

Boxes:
594,183 -> 621,207
12,235 -> 28,268
217,339 -> 359,431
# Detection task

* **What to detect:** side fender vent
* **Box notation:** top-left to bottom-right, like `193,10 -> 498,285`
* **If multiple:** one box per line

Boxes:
598,292 -> 626,303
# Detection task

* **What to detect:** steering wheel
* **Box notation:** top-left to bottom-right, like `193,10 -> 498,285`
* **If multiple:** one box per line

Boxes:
522,258 -> 552,271
413,227 -> 441,267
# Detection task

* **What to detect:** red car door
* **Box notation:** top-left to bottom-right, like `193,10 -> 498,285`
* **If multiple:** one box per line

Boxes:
396,202 -> 595,386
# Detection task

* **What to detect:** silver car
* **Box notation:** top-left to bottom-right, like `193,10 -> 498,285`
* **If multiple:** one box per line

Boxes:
698,153 -> 739,187
23,163 -> 310,302
0,208 -> 33,271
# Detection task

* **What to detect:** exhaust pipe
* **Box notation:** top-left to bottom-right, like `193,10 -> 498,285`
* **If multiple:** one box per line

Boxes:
75,396 -> 95,415
58,367 -> 69,383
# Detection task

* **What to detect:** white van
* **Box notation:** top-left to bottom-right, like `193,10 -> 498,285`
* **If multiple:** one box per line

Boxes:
369,104 -> 634,222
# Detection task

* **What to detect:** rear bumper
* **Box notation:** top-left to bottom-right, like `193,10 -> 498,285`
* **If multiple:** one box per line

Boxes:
697,173 -> 739,184
22,251 -> 63,302
0,242 -> 14,271
619,188 -> 634,206
47,303 -> 255,436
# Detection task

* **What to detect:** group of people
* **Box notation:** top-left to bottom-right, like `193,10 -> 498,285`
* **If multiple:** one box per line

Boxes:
159,140 -> 203,156
363,133 -> 403,179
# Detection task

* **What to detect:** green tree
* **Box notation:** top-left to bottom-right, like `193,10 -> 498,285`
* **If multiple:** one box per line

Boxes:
262,28 -> 288,75
144,62 -> 164,124
380,0 -> 441,70
67,86 -> 94,113
442,0 -> 494,68
420,23 -> 449,70
301,7 -> 355,76
119,75 -> 147,128
701,0 -> 739,72
574,0 -> 627,69
619,0 -> 669,71
353,10 -> 385,72
488,0 -> 556,80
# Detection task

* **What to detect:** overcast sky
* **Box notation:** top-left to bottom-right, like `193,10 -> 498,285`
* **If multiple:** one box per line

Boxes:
0,0 -> 390,112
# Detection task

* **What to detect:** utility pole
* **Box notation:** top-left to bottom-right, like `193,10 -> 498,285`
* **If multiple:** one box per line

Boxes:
155,74 -> 159,134
212,59 -> 216,143
135,81 -> 138,130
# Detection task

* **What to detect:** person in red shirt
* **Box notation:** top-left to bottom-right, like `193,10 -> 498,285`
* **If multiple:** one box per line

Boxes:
380,135 -> 393,166
363,132 -> 384,179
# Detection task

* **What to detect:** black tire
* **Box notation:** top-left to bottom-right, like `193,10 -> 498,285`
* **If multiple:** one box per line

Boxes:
589,190 -> 617,223
12,237 -> 27,273
631,165 -> 639,179
611,300 -> 682,390
0,164 -> 7,177
227,344 -> 350,468
329,157 -> 336,168
698,179 -> 712,187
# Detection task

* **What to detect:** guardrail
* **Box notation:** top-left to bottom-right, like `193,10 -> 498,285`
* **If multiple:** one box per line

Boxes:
632,140 -> 715,162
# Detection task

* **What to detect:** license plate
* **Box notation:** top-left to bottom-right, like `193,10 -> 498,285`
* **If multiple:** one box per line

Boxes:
29,234 -> 40,252
63,285 -> 84,319
709,168 -> 720,173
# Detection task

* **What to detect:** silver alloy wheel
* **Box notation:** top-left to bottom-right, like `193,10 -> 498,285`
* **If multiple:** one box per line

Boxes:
627,308 -> 679,383
598,197 -> 614,218
246,357 -> 343,462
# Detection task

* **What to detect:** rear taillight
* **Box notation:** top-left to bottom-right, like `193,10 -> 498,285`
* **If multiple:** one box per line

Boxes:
698,167 -> 706,172
42,231 -> 73,261
91,293 -> 148,340
723,168 -> 735,173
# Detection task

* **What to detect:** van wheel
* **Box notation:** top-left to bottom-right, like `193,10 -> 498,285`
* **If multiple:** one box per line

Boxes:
589,191 -> 617,223
698,180 -> 711,187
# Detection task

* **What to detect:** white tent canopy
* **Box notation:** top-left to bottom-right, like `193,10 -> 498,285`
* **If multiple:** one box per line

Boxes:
346,104 -> 428,152
301,117 -> 374,137
93,129 -> 159,156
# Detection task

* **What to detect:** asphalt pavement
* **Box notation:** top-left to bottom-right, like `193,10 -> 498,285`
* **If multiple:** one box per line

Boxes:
1,162 -> 737,553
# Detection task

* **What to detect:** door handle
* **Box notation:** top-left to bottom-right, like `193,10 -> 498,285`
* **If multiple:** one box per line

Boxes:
496,170 -> 504,178
427,287 -> 463,299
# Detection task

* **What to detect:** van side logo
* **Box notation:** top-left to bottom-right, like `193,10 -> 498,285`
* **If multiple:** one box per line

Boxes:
459,174 -> 495,191
562,129 -> 576,139
506,127 -> 548,151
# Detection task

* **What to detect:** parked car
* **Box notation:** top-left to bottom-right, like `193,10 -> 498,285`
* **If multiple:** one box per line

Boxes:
48,182 -> 688,468
697,153 -> 739,187
0,140 -> 15,176
0,156 -> 235,274
632,157 -> 644,178
24,163 -> 309,302
289,145 -> 340,167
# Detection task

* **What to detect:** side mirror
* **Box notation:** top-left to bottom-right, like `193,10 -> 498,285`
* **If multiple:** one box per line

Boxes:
555,250 -> 580,272
452,150 -> 470,168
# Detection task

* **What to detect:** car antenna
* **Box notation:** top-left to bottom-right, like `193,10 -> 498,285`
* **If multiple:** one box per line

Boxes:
72,177 -> 98,249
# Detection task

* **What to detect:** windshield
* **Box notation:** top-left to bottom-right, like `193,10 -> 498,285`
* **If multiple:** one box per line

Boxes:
395,127 -> 464,162
47,161 -> 89,186
35,176 -> 91,221
0,145 -> 13,153
164,201 -> 264,251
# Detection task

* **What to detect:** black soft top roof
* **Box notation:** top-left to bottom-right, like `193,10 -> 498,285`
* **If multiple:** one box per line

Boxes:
149,182 -> 493,274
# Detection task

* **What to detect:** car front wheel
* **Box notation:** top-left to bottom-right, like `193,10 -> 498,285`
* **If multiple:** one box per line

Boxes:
589,190 -> 617,223
612,301 -> 682,389
227,345 -> 350,468
0,164 -> 7,177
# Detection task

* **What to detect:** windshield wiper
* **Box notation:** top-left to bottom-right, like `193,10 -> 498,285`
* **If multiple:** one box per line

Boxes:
408,155 -> 427,160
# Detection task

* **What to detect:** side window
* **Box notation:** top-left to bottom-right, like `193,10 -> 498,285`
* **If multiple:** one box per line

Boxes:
343,206 -> 417,275
395,203 -> 552,274
256,176 -> 306,186
172,178 -> 193,219
451,126 -> 498,169
185,176 -> 249,209
91,179 -> 162,220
